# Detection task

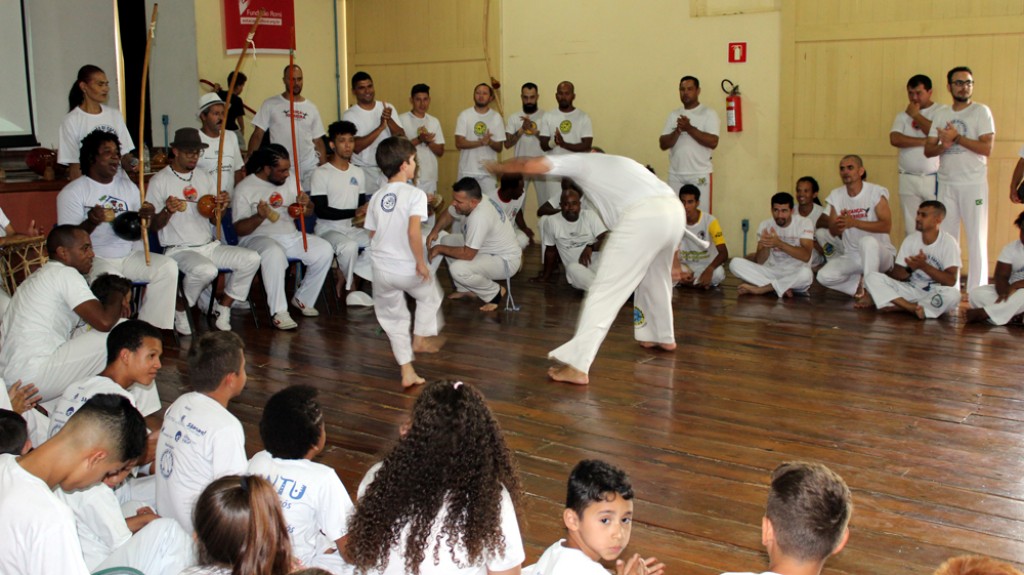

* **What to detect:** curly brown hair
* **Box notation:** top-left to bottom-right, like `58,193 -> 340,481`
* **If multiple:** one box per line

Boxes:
346,380 -> 523,574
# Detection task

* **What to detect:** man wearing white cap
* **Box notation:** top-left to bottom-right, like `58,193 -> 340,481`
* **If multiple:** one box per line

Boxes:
196,93 -> 244,195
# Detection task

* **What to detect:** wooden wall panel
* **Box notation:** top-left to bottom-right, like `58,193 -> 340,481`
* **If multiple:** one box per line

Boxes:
780,0 -> 1024,273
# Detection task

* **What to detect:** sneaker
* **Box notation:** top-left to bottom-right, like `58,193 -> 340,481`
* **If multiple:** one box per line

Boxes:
291,297 -> 319,317
174,310 -> 192,335
273,311 -> 298,330
346,291 -> 374,307
212,301 -> 232,331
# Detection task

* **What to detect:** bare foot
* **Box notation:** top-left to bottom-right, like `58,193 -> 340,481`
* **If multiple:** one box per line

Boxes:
914,305 -> 926,320
783,289 -> 793,298
448,291 -> 472,300
412,335 -> 446,353
737,283 -> 754,295
639,341 -> 677,351
548,364 -> 589,385
964,307 -> 990,324
853,278 -> 866,299
738,283 -> 773,296
400,364 -> 426,388
854,293 -> 874,309
478,286 -> 506,312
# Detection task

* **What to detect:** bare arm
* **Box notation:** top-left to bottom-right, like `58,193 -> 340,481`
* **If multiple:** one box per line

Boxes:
233,203 -> 269,237
1011,158 -> 1024,204
408,216 -> 429,280
538,135 -> 553,152
247,126 -> 265,157
314,138 -> 327,166
958,132 -> 994,157
426,208 -> 454,247
487,156 -> 552,178
73,296 -> 124,332
429,243 -> 478,261
557,136 -> 593,153
890,131 -> 928,149
846,196 -> 893,235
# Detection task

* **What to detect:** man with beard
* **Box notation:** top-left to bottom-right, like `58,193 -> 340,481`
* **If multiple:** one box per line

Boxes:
532,185 -> 607,290
232,145 -> 333,330
454,84 -> 505,201
730,192 -> 815,298
505,83 -> 558,207
343,71 -> 404,190
196,93 -> 245,194
539,81 -> 593,156
925,66 -> 995,290
659,75 -> 720,213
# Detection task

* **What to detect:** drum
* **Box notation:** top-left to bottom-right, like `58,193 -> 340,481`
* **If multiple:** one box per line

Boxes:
0,235 -> 48,296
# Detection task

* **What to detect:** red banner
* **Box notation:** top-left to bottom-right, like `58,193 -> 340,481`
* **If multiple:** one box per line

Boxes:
223,0 -> 295,54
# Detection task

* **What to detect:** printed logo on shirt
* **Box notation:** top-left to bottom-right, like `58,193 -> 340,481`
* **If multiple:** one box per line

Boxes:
559,120 -> 572,134
94,124 -> 118,135
975,199 -> 984,206
183,185 -> 198,202
633,305 -> 646,328
98,194 -> 129,214
273,476 -> 308,500
381,192 -> 398,213
159,450 -> 174,478
350,177 -> 359,186
269,192 -> 284,208
280,109 -> 309,121
474,121 -> 488,137
930,293 -> 944,309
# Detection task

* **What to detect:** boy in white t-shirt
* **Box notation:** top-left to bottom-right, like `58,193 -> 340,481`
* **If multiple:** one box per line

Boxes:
678,185 -> 728,288
966,211 -> 1024,325
248,385 -> 355,574
721,462 -> 851,575
531,460 -> 663,575
364,137 -> 446,388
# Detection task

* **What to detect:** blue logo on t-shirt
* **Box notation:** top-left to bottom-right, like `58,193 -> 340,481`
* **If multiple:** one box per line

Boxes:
381,192 -> 398,213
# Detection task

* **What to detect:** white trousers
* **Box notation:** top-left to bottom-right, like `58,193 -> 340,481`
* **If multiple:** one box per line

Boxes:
814,228 -> 844,266
238,233 -> 333,315
679,258 -> 725,287
94,517 -> 195,575
968,285 -> 1024,325
730,259 -> 813,297
863,273 -> 960,318
8,327 -> 108,403
898,172 -> 937,237
372,269 -> 443,365
316,227 -> 370,290
566,254 -> 601,291
816,236 -> 895,296
669,172 -> 712,213
165,241 -> 261,306
91,251 -> 178,330
550,195 -> 685,374
528,175 -> 561,209
445,238 -> 522,302
939,178 -> 989,289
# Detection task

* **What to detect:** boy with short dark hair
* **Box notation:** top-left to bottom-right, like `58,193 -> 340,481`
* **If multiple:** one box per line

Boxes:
723,461 -> 852,575
532,459 -> 664,575
248,385 -> 355,574
0,409 -> 30,455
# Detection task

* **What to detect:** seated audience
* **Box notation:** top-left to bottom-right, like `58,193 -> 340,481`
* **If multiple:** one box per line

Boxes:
966,212 -> 1024,325
678,184 -> 728,289
730,192 -> 815,298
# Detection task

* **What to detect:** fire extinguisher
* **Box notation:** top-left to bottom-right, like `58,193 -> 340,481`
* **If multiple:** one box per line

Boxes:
721,79 -> 742,132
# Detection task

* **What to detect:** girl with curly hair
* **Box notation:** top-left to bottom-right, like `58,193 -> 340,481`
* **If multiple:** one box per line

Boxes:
346,380 -> 525,575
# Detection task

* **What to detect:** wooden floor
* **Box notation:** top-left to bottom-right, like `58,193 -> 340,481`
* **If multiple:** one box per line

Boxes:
154,245 -> 1024,575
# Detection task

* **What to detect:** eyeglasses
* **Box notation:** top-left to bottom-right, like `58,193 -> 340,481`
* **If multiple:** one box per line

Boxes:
951,80 -> 974,87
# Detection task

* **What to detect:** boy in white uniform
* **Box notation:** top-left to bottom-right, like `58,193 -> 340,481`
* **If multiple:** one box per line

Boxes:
365,137 -> 446,387
248,385 -> 355,574
398,83 -> 445,195
57,130 -> 178,330
816,155 -> 897,297
531,460 -> 663,575
539,81 -> 594,156
196,93 -> 244,194
232,144 -> 334,329
534,186 -> 607,291
860,201 -> 960,319
311,121 -> 373,306
720,462 -> 851,575
966,212 -> 1024,325
343,71 -> 404,190
495,174 -> 535,250
490,153 -> 686,386
155,331 -> 248,533
0,393 -> 146,575
454,83 -> 505,200
730,193 -> 815,298
678,185 -> 728,288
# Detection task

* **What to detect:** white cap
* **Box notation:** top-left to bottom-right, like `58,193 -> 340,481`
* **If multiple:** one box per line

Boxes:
198,92 -> 224,117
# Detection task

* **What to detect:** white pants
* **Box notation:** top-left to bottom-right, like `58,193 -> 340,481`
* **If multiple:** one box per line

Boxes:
238,233 -> 333,315
165,241 -> 261,306
939,178 -> 988,289
514,228 -> 530,250
730,259 -> 813,297
94,517 -> 195,575
679,258 -> 725,287
372,269 -> 443,365
566,254 -> 601,291
669,172 -> 712,213
898,172 -> 937,237
362,166 -> 386,192
550,195 -> 685,374
968,285 -> 1024,325
529,175 -> 561,209
814,228 -> 844,265
316,227 -> 370,290
91,251 -> 178,330
444,233 -> 522,301
7,327 -> 108,403
863,273 -> 960,318
816,236 -> 895,296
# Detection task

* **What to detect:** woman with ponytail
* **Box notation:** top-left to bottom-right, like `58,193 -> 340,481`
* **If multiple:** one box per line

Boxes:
58,65 -> 136,180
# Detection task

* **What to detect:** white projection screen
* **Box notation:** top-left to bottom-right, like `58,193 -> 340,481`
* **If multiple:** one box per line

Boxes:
0,0 -> 38,147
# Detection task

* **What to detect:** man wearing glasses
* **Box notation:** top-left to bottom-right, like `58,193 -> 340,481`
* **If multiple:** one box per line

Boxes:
925,66 -> 995,290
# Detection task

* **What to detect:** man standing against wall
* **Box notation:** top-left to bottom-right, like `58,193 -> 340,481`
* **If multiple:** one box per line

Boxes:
398,84 -> 445,196
505,83 -> 556,207
539,81 -> 593,157
659,75 -> 720,213
925,66 -> 995,290
343,71 -> 404,191
454,84 -> 505,201
890,74 -> 942,237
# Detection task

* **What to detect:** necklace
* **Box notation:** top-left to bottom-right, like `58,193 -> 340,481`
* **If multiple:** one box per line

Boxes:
170,168 -> 194,183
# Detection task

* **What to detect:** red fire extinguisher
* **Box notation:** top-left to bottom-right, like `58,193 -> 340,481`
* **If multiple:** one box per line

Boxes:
722,79 -> 742,132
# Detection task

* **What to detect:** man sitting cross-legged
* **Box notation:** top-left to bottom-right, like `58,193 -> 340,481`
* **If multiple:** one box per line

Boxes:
730,192 -> 815,298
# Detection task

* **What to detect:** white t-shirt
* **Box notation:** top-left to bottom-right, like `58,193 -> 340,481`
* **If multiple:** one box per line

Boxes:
0,261 -> 96,384
543,210 -> 607,267
505,109 -> 546,157
539,108 -> 593,155
997,240 -> 1024,284
455,107 -> 505,177
896,231 -> 961,290
197,130 -> 244,194
342,101 -> 403,169
58,104 -> 135,165
232,174 -> 302,238
252,95 -> 326,188
890,104 -> 943,175
58,175 -> 142,259
147,167 -> 217,247
824,182 -> 895,255
365,182 -> 429,276
155,392 -> 247,534
544,154 -> 675,230
457,197 -> 521,259
310,162 -> 367,234
0,207 -> 10,236
800,202 -> 826,227
757,214 -> 815,270
0,454 -> 91,575
357,463 -> 525,575
56,483 -> 132,570
531,539 -> 608,575
929,102 -> 995,183
247,451 -> 355,568
399,111 -> 445,186
47,375 -> 149,439
680,212 -> 725,264
662,104 -> 720,175
495,192 -> 527,223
